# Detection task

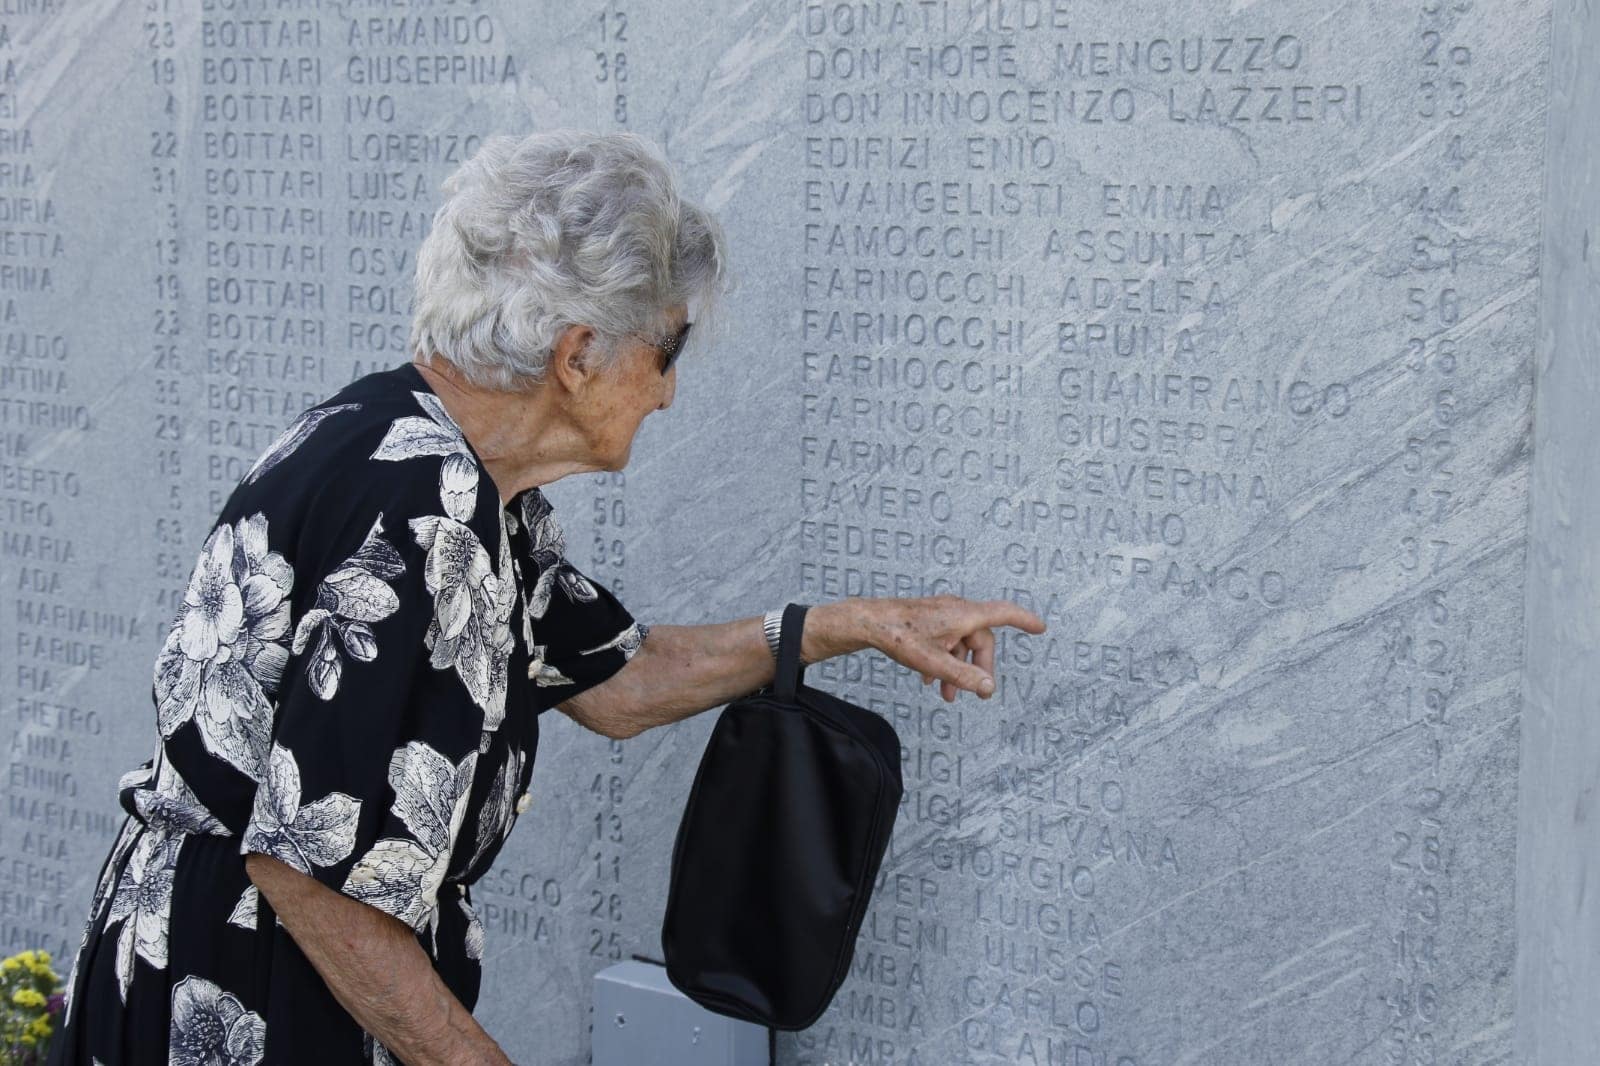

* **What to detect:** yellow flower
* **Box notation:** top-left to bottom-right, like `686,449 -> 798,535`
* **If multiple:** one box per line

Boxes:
28,1015 -> 52,1038
34,951 -> 49,963
19,1033 -> 36,1047
13,986 -> 47,1009
0,957 -> 20,973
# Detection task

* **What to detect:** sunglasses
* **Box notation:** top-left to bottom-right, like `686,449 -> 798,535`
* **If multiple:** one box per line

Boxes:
638,321 -> 692,376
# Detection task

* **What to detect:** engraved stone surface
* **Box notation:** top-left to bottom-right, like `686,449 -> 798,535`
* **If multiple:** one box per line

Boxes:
0,1 -> 1590,1063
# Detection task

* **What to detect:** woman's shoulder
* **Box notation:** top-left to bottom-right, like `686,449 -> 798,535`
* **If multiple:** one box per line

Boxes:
240,364 -> 443,486
217,363 -> 504,556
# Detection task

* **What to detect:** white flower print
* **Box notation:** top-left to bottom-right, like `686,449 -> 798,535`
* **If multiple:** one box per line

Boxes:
371,391 -> 479,520
489,517 -> 518,737
103,827 -> 183,1002
242,744 -> 361,875
224,885 -> 283,932
466,746 -> 525,872
528,653 -> 579,685
62,815 -> 143,1027
244,403 -> 361,485
583,620 -> 647,660
342,741 -> 478,945
129,752 -> 227,837
461,896 -> 485,961
519,488 -> 563,558
513,554 -> 567,684
408,514 -> 515,729
370,389 -> 515,740
153,514 -> 293,781
227,885 -> 258,931
518,488 -> 639,619
364,1032 -> 400,1066
523,610 -> 646,689
512,489 -> 645,685
526,645 -> 574,686
439,452 -> 479,524
517,489 -> 583,622
291,513 -> 406,700
169,975 -> 266,1066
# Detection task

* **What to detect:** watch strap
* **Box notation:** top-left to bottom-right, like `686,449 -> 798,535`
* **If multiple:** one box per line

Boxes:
774,603 -> 809,702
762,608 -> 784,659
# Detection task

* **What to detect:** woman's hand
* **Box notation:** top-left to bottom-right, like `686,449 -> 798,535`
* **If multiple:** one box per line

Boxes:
846,595 -> 1047,702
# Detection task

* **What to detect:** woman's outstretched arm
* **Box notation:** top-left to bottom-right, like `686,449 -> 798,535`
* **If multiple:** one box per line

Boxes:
245,853 -> 513,1066
561,595 -> 1047,740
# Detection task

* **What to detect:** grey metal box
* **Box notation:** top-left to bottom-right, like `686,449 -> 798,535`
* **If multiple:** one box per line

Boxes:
591,960 -> 769,1066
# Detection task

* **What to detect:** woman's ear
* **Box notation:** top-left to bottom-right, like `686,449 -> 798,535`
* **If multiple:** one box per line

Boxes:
549,323 -> 596,393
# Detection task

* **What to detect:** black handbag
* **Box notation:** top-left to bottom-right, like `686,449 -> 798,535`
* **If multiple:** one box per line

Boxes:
660,602 -> 905,1031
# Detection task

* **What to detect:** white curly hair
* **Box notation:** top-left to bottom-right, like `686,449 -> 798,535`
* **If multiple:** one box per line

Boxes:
409,128 -> 730,390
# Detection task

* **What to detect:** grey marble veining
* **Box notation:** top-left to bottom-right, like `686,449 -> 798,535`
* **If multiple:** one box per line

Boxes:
1516,2 -> 1600,1064
0,1 -> 1591,1063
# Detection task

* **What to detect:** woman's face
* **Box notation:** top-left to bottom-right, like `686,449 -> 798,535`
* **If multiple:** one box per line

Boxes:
578,303 -> 684,472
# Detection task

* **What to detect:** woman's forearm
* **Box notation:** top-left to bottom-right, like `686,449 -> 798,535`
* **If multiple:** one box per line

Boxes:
245,853 -> 512,1066
600,598 -> 870,739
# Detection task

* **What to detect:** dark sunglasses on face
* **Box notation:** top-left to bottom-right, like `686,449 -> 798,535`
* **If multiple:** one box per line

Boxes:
642,321 -> 692,376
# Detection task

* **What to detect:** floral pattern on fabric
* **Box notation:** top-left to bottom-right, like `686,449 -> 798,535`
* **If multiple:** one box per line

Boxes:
363,1033 -> 399,1066
60,814 -> 142,1029
50,364 -> 647,1064
168,976 -> 266,1065
513,490 -> 648,690
244,403 -> 362,486
291,514 -> 406,701
410,513 -> 516,737
153,514 -> 293,782
517,489 -> 581,622
341,741 -> 478,948
582,620 -> 647,660
103,828 -> 183,1002
240,744 -> 361,875
461,897 -> 485,962
371,390 -> 480,521
466,744 -> 525,873
128,753 -> 227,838
226,885 -> 257,931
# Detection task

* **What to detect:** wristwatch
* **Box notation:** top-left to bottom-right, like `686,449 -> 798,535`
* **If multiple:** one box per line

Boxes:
763,604 -> 812,665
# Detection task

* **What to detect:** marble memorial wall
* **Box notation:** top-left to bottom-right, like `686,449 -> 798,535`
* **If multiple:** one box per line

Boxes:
0,1 -> 1566,1063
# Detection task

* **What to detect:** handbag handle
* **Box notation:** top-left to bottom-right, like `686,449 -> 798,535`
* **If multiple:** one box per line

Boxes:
774,602 -> 809,701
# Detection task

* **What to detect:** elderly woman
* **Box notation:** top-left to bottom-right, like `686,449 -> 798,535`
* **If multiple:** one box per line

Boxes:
47,129 -> 1045,1064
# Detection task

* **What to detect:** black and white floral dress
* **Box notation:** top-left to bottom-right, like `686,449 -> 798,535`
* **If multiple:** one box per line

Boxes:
46,363 -> 647,1065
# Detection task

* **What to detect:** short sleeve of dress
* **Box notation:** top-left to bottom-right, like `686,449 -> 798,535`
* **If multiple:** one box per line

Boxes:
516,491 -> 647,707
239,404 -> 515,943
